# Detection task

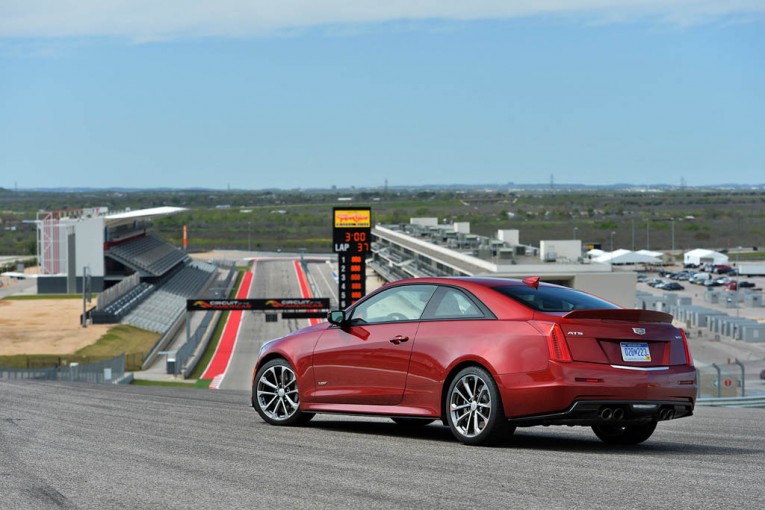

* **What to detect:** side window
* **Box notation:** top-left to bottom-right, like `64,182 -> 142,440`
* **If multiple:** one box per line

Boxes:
350,285 -> 437,324
432,288 -> 485,319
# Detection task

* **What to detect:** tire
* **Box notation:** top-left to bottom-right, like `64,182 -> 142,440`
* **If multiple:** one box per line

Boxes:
446,366 -> 513,446
391,417 -> 436,427
252,359 -> 314,426
592,421 -> 657,445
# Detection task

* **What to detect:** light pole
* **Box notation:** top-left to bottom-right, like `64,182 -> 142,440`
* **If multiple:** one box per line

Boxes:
573,226 -> 578,240
671,218 -> 675,253
610,231 -> 616,251
248,221 -> 252,252
646,220 -> 650,250
631,219 -> 635,251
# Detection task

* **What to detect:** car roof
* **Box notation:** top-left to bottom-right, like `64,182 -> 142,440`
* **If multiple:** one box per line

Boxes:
385,276 -> 548,289
375,276 -> 563,319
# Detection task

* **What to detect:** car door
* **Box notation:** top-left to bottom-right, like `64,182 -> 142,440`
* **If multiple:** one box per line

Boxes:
311,284 -> 437,405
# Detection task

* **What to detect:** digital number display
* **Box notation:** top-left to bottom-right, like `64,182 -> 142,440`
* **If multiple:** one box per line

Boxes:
333,207 -> 372,254
333,208 -> 371,308
338,254 -> 366,309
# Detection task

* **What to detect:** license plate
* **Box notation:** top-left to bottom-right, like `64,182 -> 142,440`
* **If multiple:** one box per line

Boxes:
620,342 -> 651,362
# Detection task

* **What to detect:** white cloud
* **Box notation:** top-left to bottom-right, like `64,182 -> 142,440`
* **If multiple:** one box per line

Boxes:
0,0 -> 763,41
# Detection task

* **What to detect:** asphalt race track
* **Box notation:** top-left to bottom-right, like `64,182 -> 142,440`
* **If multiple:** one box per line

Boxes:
1,380 -> 763,509
216,257 -> 332,391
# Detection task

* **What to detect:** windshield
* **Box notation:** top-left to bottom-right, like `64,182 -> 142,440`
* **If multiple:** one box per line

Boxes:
494,285 -> 619,313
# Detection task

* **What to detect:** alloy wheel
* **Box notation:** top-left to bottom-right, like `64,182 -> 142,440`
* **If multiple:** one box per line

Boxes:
256,363 -> 300,422
449,373 -> 493,438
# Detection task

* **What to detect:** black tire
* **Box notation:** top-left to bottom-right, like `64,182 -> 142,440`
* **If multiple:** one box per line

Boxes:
445,366 -> 514,446
391,417 -> 436,427
252,359 -> 314,426
592,421 -> 657,445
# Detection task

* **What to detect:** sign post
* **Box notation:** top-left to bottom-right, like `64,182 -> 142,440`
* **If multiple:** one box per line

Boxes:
332,207 -> 371,309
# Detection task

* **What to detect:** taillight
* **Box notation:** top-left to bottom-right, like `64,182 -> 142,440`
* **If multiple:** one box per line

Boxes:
530,321 -> 573,362
548,324 -> 572,362
680,329 -> 694,367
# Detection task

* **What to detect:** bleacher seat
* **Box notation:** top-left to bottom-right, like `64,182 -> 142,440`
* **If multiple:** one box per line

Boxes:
107,235 -> 189,277
122,261 -> 217,333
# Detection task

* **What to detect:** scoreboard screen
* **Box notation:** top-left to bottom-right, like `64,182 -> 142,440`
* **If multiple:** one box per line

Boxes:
332,208 -> 371,254
333,207 -> 371,309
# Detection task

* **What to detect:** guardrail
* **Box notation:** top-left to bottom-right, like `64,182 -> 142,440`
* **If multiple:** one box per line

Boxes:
697,395 -> 765,408
141,309 -> 185,370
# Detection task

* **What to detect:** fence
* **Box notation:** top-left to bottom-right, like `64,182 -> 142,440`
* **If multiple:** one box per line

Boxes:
166,265 -> 238,376
167,310 -> 216,376
0,354 -> 126,384
696,359 -> 765,398
697,395 -> 765,408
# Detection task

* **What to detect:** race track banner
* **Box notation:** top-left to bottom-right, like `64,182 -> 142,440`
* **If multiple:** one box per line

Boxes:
187,298 -> 330,311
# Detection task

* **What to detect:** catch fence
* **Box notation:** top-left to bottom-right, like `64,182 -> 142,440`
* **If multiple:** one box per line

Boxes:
0,354 -> 126,384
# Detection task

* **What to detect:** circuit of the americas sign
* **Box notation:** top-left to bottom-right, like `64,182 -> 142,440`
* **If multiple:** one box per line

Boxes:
186,298 -> 330,311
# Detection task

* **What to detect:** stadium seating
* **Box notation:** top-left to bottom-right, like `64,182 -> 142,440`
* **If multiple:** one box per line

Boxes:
107,235 -> 189,277
122,261 -> 217,333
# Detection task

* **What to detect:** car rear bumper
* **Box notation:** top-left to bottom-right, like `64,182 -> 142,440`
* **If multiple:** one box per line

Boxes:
497,361 -> 697,422
507,399 -> 693,427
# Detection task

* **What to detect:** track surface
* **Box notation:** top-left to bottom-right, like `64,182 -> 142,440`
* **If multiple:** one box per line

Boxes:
4,258 -> 764,508
216,258 -> 334,392
1,380 -> 763,509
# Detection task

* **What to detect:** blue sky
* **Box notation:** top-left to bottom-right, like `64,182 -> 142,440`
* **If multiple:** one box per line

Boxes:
1,1 -> 763,190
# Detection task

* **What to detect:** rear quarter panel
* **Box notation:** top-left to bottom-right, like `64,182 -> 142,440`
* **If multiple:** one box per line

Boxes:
402,319 -> 548,409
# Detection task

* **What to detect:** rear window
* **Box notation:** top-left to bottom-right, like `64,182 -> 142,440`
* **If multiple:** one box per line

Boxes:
494,285 -> 619,313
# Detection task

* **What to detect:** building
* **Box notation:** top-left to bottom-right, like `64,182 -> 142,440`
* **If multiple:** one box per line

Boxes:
36,206 -> 188,293
370,219 -> 637,308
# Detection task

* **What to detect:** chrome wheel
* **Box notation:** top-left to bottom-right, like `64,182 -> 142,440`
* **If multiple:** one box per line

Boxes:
449,372 -> 493,438
253,359 -> 313,425
446,366 -> 513,445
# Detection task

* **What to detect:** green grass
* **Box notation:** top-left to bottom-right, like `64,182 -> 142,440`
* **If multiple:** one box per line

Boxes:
75,324 -> 159,360
187,269 -> 245,381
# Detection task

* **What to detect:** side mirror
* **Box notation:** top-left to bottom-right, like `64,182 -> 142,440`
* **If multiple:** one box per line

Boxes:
327,310 -> 346,326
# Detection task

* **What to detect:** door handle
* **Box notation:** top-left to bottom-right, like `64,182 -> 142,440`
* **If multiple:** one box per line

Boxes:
389,335 -> 409,345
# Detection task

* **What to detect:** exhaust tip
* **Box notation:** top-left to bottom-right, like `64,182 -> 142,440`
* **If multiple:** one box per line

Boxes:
659,408 -> 676,421
599,407 -> 614,421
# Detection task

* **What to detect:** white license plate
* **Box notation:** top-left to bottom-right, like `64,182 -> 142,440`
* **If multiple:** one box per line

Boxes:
620,342 -> 651,362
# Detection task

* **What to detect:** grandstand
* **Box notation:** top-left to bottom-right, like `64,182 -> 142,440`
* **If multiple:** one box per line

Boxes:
36,206 -> 220,333
106,234 -> 189,276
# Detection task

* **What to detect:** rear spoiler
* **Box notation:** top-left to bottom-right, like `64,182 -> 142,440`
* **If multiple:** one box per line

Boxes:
563,309 -> 674,324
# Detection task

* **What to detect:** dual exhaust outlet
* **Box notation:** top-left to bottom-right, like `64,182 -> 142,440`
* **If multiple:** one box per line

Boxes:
658,408 -> 675,421
598,407 -> 625,422
598,406 -> 675,422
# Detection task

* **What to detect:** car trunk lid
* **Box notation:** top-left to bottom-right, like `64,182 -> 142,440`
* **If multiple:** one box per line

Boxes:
558,309 -> 687,367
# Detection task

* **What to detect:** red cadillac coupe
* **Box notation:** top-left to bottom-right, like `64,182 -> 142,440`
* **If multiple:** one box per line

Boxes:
252,277 -> 696,446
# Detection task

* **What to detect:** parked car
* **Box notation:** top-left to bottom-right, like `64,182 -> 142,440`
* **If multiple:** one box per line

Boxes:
662,282 -> 685,291
739,281 -> 756,288
690,273 -> 712,285
252,277 -> 697,446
